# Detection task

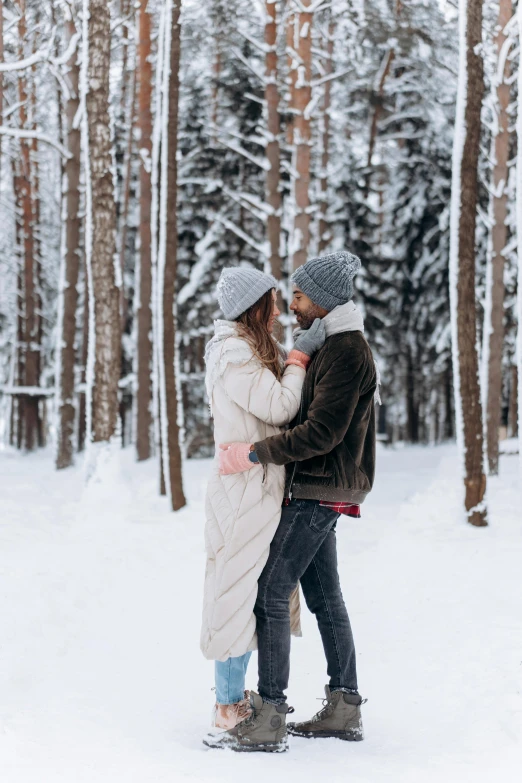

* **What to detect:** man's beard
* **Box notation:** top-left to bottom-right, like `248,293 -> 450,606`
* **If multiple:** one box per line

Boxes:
296,305 -> 325,330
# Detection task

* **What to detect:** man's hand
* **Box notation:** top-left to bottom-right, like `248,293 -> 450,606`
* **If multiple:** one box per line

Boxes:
219,443 -> 256,475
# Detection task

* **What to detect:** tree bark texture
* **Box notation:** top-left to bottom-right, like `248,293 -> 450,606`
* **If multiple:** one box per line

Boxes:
56,18 -> 82,469
454,0 -> 487,525
18,2 -> 39,450
483,0 -> 512,475
162,0 -> 186,510
289,0 -> 312,271
85,0 -> 121,444
318,18 -> 334,252
136,0 -> 153,461
265,1 -> 282,287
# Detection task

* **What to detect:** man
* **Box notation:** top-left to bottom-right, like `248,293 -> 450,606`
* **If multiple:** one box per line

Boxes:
213,252 -> 377,752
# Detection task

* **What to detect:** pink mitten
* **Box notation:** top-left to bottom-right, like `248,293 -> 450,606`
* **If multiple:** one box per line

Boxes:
219,443 -> 255,475
285,349 -> 311,371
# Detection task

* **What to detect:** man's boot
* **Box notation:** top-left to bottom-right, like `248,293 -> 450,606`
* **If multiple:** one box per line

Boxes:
203,691 -> 293,752
287,686 -> 365,741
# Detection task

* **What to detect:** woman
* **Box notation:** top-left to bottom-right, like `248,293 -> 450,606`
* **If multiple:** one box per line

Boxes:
201,266 -> 325,730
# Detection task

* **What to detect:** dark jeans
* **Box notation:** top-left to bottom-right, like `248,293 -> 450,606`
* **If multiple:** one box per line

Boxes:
254,499 -> 358,704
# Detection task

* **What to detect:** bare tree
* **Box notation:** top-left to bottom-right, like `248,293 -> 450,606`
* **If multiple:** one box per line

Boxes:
449,0 -> 487,526
136,0 -> 153,461
482,0 -> 513,475
287,0 -> 313,271
18,1 -> 39,450
81,0 -> 121,451
162,0 -> 186,509
264,0 -> 282,287
318,14 -> 334,253
56,14 -> 81,469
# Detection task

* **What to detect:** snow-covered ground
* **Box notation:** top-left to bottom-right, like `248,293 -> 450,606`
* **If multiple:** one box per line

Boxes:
1,443 -> 521,782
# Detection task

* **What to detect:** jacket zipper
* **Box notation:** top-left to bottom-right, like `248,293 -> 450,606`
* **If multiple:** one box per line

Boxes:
288,396 -> 303,501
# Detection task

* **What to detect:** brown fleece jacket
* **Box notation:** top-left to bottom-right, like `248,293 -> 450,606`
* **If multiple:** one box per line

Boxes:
254,331 -> 377,504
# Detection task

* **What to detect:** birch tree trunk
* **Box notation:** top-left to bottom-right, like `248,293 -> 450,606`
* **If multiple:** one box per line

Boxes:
265,0 -> 282,288
136,0 -> 153,461
56,17 -> 81,469
482,0 -> 512,476
289,0 -> 313,271
82,0 -> 121,449
449,0 -> 487,526
18,2 -> 39,451
160,0 -> 186,510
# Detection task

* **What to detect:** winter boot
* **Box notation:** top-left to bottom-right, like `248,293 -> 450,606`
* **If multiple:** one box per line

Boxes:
203,691 -> 293,752
287,686 -> 365,741
211,691 -> 252,730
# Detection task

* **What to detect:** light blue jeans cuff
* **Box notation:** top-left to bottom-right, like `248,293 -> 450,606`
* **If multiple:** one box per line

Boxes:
214,652 -> 252,705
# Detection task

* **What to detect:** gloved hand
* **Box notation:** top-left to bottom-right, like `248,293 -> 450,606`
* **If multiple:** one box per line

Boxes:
219,442 -> 255,475
293,318 -> 326,357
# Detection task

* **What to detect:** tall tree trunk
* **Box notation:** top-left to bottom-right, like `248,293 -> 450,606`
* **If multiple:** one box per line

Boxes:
507,364 -> 518,437
265,1 -> 282,289
482,0 -> 512,476
449,0 -> 487,526
318,17 -> 334,253
18,2 -> 39,451
82,0 -> 121,449
118,0 -> 136,331
289,0 -> 313,271
159,0 -> 186,510
136,0 -> 153,461
78,279 -> 89,452
516,7 -> 522,477
56,17 -> 82,469
0,0 -> 3,185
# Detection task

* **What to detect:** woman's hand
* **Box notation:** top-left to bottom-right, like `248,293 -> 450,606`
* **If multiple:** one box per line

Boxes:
293,318 -> 326,357
219,443 -> 256,475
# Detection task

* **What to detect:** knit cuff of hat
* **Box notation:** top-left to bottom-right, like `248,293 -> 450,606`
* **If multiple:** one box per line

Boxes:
292,266 -> 347,312
285,349 -> 310,371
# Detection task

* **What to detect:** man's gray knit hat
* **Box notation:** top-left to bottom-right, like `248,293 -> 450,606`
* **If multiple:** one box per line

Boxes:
292,251 -> 361,311
216,266 -> 278,320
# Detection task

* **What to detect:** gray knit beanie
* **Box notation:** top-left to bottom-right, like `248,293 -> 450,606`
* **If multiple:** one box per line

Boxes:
291,251 -> 361,311
216,266 -> 278,320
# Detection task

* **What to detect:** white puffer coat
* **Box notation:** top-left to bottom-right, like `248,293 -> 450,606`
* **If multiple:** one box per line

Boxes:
201,320 -> 305,662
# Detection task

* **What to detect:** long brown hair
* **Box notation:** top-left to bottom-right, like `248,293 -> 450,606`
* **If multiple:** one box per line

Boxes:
235,289 -> 283,380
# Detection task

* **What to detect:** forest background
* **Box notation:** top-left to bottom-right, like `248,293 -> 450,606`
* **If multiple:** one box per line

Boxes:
0,0 -> 521,527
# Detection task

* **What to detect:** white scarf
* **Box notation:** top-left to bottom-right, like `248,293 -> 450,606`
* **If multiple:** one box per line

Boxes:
295,301 -> 381,403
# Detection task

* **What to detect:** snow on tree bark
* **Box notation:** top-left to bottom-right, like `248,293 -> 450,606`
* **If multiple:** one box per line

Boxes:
264,0 -> 282,289
136,0 -> 153,462
157,0 -> 186,510
18,1 -> 40,451
482,0 -> 513,476
81,0 -> 121,455
56,16 -> 82,470
288,0 -> 313,271
516,3 -> 522,479
449,0 -> 487,526
318,15 -> 334,253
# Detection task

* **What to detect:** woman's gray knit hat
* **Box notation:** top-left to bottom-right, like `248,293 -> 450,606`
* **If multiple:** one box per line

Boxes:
216,266 -> 278,320
292,251 -> 361,312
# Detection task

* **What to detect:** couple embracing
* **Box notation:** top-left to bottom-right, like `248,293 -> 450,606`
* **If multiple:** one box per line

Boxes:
200,251 -> 378,753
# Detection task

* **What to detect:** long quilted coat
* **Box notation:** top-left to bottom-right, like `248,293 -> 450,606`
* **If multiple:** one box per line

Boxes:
201,321 -> 305,662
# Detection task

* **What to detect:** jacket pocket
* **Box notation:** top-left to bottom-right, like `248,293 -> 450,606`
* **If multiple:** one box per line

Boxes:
296,454 -> 333,478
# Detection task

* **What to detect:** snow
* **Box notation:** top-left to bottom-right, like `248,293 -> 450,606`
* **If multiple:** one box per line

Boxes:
1,443 -> 521,782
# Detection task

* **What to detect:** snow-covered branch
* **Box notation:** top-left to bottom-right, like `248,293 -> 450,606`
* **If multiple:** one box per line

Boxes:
0,127 -> 72,159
